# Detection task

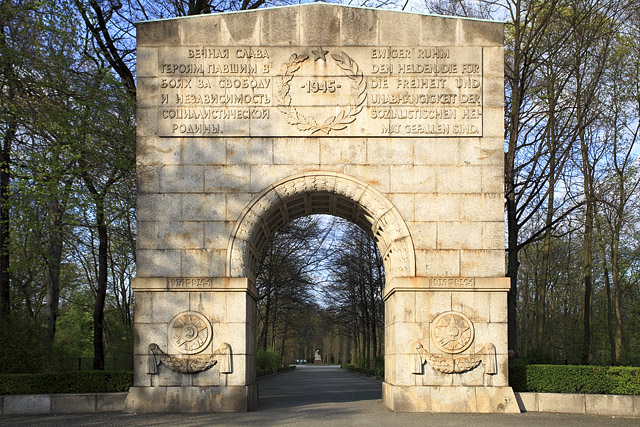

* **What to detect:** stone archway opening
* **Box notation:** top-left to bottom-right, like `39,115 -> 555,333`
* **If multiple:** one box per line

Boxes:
228,172 -> 415,392
227,172 -> 416,285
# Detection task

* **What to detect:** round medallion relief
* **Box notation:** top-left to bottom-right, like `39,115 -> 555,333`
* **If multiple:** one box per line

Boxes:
430,311 -> 474,354
168,311 -> 212,355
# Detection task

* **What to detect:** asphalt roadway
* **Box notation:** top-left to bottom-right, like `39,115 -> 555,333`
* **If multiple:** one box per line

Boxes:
1,365 -> 636,426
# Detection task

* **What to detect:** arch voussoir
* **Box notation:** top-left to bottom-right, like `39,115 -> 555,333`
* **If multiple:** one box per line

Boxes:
227,172 -> 416,280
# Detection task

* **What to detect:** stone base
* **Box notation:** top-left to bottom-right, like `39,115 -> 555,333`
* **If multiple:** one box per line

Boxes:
382,383 -> 520,413
314,360 -> 323,365
123,384 -> 258,413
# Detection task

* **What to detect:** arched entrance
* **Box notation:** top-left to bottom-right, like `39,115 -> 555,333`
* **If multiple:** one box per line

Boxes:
226,171 -> 415,410
228,172 -> 415,395
227,172 -> 415,283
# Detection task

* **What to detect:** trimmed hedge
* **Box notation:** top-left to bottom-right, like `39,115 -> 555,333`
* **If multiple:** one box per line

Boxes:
257,349 -> 281,373
0,371 -> 132,395
509,365 -> 640,395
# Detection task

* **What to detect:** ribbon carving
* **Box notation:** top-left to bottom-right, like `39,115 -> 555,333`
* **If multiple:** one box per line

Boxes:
412,342 -> 497,375
148,342 -> 232,375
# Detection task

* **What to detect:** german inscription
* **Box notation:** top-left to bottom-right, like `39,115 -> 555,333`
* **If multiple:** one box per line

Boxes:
157,46 -> 483,137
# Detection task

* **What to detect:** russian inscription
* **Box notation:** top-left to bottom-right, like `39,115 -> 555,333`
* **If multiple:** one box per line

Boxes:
157,46 -> 483,137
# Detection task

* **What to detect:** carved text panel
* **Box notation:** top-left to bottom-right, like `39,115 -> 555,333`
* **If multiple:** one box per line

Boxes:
157,46 -> 483,137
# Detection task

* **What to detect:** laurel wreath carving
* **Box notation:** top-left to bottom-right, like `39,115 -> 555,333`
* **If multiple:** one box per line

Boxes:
413,342 -> 497,375
275,51 -> 367,135
148,342 -> 232,375
425,353 -> 482,374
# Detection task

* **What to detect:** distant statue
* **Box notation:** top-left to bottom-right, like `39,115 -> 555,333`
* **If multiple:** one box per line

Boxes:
314,349 -> 322,365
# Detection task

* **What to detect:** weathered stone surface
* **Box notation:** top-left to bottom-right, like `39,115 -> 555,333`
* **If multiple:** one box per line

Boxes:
51,394 -> 96,413
415,194 -> 461,222
384,385 -> 519,413
517,392 -> 639,417
390,165 -> 436,193
341,7 -> 378,45
136,48 -> 158,78
4,395 -> 51,414
460,249 -> 505,277
515,392 -> 537,412
96,393 -> 128,412
416,249 -> 461,276
319,138 -> 367,165
273,139 -> 320,165
369,139 -> 414,165
585,394 -> 634,416
137,20 -> 180,46
437,222 -> 483,250
538,392 -> 586,414
0,393 -> 129,415
124,385 -> 257,413
475,386 -> 520,413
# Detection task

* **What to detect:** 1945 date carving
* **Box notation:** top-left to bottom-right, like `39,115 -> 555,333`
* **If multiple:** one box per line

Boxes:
275,50 -> 367,134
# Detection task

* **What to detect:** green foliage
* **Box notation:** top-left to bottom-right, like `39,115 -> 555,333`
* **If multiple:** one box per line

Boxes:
103,307 -> 134,370
54,288 -> 95,363
257,365 -> 295,377
509,365 -> 640,395
257,348 -> 281,373
374,355 -> 385,376
342,364 -> 384,378
0,315 -> 47,374
0,371 -> 132,395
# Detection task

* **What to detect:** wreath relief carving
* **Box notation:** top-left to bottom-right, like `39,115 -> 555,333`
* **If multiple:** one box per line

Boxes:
412,310 -> 497,375
275,49 -> 367,134
147,311 -> 233,375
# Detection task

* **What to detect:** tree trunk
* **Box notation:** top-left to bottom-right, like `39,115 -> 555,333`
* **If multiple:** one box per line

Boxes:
595,211 -> 616,364
0,33 -> 16,317
536,94 -> 558,354
611,221 -> 622,365
260,284 -> 272,351
536,188 -> 554,354
506,204 -> 519,354
44,198 -> 64,366
279,310 -> 290,365
0,121 -> 13,317
580,133 -> 593,365
93,197 -> 108,370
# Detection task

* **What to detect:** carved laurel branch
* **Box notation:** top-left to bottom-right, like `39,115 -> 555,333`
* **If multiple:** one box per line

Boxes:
275,51 -> 367,135
413,342 -> 497,375
425,353 -> 482,374
148,342 -> 232,375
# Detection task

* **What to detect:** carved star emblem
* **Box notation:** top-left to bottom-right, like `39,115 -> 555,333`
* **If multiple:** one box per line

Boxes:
312,47 -> 329,61
434,314 -> 471,351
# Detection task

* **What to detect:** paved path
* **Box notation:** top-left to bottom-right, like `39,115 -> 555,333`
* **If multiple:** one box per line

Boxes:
0,365 -> 636,426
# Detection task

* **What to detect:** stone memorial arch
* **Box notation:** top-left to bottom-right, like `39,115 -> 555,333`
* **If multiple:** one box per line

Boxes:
125,3 -> 519,413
